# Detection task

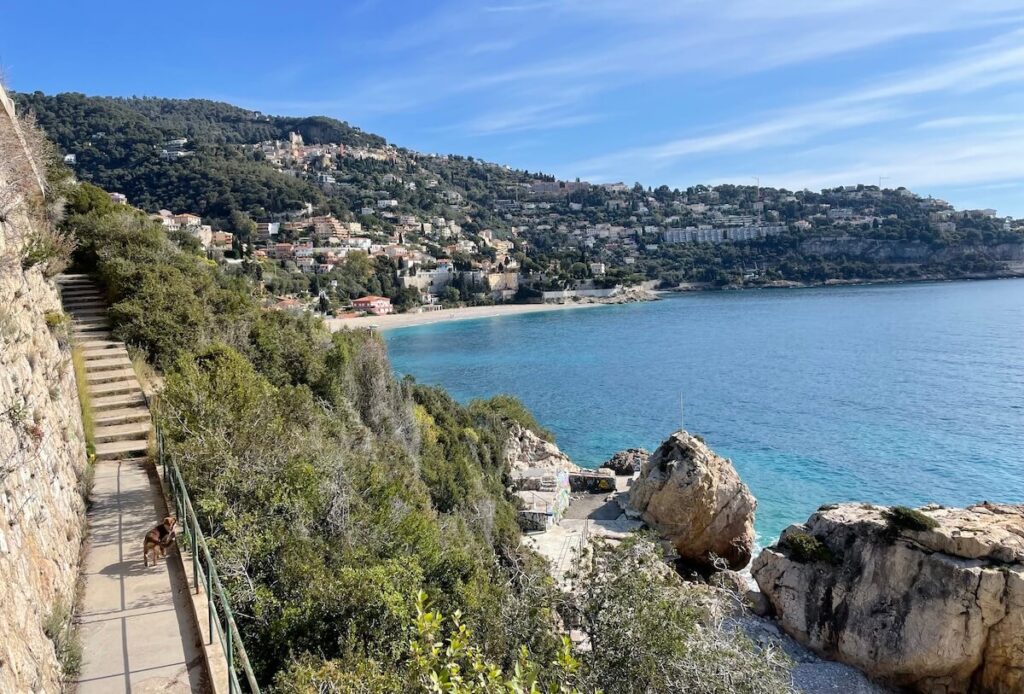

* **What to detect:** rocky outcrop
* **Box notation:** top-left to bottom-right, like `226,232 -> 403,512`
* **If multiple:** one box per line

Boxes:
1,87 -> 89,694
504,422 -> 579,474
627,431 -> 756,570
752,503 -> 1024,694
600,448 -> 648,475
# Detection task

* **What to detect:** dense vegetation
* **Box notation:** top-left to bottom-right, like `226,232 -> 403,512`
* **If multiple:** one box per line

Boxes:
14,92 -> 377,219
59,180 -> 792,691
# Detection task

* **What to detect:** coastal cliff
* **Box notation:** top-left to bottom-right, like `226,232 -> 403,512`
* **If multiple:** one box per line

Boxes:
752,503 -> 1024,693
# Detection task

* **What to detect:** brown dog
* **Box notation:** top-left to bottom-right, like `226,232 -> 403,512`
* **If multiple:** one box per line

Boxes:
143,516 -> 177,567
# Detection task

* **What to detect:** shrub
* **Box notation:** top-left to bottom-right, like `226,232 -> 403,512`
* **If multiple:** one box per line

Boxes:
45,310 -> 70,349
44,310 -> 67,328
782,531 -> 834,564
468,394 -> 555,442
883,506 -> 939,532
408,591 -> 582,693
576,537 -> 792,694
21,226 -> 76,277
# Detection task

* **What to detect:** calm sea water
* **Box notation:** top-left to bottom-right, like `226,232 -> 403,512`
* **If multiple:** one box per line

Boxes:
386,280 -> 1024,543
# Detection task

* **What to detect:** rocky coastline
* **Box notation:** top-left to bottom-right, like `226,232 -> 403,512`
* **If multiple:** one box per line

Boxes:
665,268 -> 1024,294
506,425 -> 1024,694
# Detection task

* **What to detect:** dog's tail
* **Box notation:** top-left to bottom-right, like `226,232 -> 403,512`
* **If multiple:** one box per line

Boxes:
142,545 -> 148,567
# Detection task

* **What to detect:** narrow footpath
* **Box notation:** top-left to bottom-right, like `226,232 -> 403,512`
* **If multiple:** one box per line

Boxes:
59,274 -> 210,693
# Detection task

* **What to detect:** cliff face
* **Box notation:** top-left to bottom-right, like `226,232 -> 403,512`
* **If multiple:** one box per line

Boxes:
1,86 -> 89,693
800,236 -> 1024,264
752,503 -> 1024,694
504,422 -> 579,473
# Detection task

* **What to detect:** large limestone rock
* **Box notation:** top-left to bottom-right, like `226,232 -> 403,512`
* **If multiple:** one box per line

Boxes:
504,422 -> 579,474
628,431 -> 756,570
752,503 -> 1024,694
600,448 -> 648,475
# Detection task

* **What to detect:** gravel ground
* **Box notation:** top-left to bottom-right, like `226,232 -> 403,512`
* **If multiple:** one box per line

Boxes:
733,616 -> 894,694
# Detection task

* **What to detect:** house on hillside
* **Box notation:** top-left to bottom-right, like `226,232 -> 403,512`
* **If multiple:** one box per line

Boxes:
352,295 -> 393,316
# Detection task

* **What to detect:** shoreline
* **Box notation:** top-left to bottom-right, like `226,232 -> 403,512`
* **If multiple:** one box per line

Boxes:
666,270 -> 1024,293
327,300 -> 614,332
327,273 -> 1024,333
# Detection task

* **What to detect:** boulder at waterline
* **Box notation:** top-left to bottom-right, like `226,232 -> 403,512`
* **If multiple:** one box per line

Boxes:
627,430 -> 756,571
751,502 -> 1024,694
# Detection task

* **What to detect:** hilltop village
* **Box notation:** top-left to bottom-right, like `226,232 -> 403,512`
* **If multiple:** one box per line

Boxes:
21,93 -> 1024,318
123,130 -> 1023,318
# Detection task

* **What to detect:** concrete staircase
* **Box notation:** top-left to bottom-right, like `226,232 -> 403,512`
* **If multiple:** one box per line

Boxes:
58,274 -> 151,461
58,273 -> 210,693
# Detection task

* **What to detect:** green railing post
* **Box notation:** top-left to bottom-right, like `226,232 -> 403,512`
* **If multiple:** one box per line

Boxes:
207,565 -> 214,645
226,617 -> 234,694
192,514 -> 199,590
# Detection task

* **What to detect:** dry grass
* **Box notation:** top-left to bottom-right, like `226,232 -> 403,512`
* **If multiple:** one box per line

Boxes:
128,345 -> 162,397
70,345 -> 95,459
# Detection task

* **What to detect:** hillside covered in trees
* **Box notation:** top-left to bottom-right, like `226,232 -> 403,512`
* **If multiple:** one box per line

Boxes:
15,92 -> 384,219
18,91 -> 1024,303
53,170 -> 793,691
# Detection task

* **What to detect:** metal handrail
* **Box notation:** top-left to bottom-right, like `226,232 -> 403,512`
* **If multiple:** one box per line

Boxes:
155,422 -> 262,694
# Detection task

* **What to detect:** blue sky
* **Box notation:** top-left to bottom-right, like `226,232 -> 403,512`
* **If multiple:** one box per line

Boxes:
3,0 -> 1024,215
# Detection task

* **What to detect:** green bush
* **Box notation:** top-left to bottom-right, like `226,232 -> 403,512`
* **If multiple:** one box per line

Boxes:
576,538 -> 792,694
468,394 -> 555,442
782,531 -> 834,564
883,506 -> 939,532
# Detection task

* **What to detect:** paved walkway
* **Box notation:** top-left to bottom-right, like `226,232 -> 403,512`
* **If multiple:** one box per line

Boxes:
59,274 -> 210,693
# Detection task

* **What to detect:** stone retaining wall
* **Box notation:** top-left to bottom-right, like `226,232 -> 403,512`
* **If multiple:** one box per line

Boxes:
0,83 -> 89,694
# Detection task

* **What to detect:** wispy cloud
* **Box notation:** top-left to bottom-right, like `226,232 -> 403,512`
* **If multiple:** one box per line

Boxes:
757,126 -> 1024,193
917,114 -> 1021,130
312,1 -> 1024,120
563,27 -> 1024,180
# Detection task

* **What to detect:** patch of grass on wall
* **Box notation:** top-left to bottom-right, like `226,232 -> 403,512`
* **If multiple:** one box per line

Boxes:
70,345 -> 95,460
43,601 -> 82,681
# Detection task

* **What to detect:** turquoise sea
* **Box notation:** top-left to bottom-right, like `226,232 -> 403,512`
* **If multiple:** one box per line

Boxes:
386,280 -> 1024,543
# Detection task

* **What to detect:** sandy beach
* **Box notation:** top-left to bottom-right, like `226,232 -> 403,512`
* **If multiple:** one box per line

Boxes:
326,301 -> 610,332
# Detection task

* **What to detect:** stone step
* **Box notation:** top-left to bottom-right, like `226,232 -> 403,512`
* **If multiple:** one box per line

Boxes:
72,318 -> 111,329
74,331 -> 113,341
57,273 -> 92,281
94,437 -> 150,461
67,305 -> 107,315
61,296 -> 104,306
93,407 -> 151,426
67,306 -> 108,316
60,287 -> 102,297
71,315 -> 110,325
81,343 -> 126,358
74,330 -> 112,341
86,367 -> 137,385
89,380 -> 141,397
94,421 -> 151,444
91,392 -> 147,411
62,293 -> 104,302
87,356 -> 133,371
